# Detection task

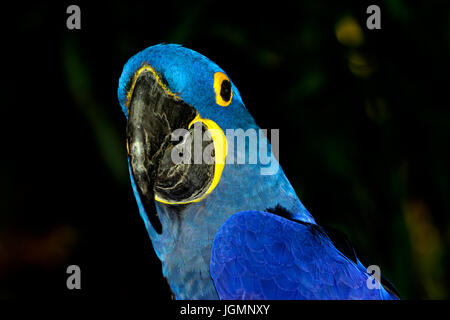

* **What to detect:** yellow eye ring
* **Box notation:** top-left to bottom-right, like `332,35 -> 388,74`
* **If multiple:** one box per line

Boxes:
213,72 -> 233,107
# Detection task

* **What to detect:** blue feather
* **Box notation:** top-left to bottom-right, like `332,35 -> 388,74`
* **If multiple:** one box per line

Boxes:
118,44 -> 398,300
210,211 -> 398,300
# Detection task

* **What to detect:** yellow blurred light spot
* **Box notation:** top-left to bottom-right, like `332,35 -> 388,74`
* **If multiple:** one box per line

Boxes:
335,16 -> 364,47
348,52 -> 374,78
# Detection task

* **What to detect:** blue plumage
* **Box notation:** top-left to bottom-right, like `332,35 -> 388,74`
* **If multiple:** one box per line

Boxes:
118,44 -> 398,300
211,211 -> 396,299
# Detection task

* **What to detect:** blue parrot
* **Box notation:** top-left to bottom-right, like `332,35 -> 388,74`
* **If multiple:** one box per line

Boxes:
117,44 -> 399,300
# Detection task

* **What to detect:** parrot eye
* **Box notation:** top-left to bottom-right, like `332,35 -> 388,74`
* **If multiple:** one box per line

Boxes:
220,80 -> 231,101
213,72 -> 233,107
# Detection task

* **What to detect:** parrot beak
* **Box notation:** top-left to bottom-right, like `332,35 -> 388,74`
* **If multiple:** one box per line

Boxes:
126,66 -> 215,234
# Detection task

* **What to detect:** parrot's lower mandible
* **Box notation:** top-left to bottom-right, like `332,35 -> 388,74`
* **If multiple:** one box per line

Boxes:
117,44 -> 399,300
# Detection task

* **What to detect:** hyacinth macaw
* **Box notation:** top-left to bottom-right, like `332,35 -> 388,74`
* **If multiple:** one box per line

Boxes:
117,44 -> 399,300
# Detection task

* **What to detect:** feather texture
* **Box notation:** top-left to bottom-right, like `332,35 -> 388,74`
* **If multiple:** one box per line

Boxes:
211,211 -> 398,300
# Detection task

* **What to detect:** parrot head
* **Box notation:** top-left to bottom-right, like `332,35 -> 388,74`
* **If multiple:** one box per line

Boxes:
118,44 -> 311,299
118,44 -> 258,230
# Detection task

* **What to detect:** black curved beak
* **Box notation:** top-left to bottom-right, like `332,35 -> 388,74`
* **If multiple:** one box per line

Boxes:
127,68 -> 197,234
127,65 -> 221,236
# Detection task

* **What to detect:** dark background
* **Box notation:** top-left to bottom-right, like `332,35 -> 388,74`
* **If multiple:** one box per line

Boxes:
0,1 -> 449,299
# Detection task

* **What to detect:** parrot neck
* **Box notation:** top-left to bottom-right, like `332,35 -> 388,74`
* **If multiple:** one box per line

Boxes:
150,155 -> 314,299
134,116 -> 314,299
